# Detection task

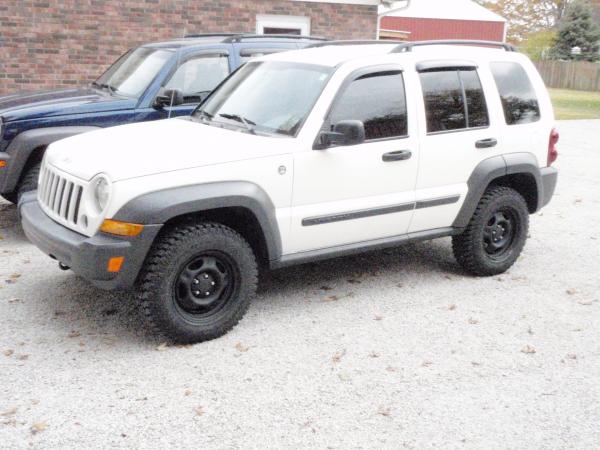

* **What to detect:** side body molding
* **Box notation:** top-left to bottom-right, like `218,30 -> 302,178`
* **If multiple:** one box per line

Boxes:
453,152 -> 547,229
2,126 -> 100,193
113,181 -> 283,261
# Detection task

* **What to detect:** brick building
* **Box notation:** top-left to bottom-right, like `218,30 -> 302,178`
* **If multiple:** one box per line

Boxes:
0,0 -> 381,93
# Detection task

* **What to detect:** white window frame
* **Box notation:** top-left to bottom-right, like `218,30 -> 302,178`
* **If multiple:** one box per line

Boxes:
255,14 -> 311,36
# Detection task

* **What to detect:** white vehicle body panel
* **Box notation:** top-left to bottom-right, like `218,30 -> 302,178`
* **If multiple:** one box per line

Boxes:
39,43 -> 555,258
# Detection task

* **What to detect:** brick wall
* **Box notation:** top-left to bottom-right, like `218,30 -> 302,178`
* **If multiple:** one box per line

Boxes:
0,0 -> 377,93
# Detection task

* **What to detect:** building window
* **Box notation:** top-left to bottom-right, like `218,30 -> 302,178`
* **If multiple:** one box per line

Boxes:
256,14 -> 311,36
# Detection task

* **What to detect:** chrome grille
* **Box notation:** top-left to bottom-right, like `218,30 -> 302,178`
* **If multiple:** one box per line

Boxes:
38,164 -> 85,228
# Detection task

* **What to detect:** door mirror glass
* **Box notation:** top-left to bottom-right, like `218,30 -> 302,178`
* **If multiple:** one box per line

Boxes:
317,120 -> 365,149
154,88 -> 184,108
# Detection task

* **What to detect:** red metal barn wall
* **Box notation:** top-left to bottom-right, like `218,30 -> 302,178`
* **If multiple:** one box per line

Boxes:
381,17 -> 505,42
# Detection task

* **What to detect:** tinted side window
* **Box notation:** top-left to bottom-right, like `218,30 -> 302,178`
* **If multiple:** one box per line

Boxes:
240,49 -> 285,64
329,71 -> 408,141
420,71 -> 466,133
420,69 -> 489,133
165,54 -> 230,103
462,70 -> 490,128
490,62 -> 540,125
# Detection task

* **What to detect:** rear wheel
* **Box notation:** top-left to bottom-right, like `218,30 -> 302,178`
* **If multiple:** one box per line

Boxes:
452,186 -> 529,276
137,222 -> 258,343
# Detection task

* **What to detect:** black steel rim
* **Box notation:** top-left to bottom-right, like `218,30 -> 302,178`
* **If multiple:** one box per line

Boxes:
483,208 -> 517,259
173,252 -> 236,318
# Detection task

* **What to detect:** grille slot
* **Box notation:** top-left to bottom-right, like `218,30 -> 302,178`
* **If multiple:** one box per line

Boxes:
37,165 -> 85,230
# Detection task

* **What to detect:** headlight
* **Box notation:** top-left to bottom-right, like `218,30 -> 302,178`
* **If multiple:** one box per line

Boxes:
92,175 -> 111,212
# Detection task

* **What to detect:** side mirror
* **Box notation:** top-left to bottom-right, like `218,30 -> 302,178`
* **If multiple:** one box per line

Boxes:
154,88 -> 184,108
316,120 -> 366,149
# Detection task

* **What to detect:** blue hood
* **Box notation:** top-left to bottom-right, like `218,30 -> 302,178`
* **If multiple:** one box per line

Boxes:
0,86 -> 137,123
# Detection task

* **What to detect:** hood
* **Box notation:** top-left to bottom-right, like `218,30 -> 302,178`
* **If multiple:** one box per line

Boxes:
0,87 -> 136,122
45,118 -> 294,182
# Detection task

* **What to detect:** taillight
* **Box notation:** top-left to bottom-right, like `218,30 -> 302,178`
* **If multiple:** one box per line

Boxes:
548,127 -> 559,166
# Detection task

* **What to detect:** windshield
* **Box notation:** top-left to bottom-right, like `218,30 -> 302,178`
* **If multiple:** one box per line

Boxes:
194,61 -> 333,137
94,47 -> 172,98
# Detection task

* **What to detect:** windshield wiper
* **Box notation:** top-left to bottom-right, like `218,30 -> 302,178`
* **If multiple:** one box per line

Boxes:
92,81 -> 117,95
219,113 -> 256,134
195,110 -> 214,122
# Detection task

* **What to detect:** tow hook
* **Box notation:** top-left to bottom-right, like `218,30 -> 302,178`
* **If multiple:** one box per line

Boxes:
58,262 -> 70,271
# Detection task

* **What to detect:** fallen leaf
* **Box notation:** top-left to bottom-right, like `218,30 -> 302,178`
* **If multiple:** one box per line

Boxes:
322,295 -> 339,302
527,326 -> 534,335
17,354 -> 29,361
447,304 -> 457,311
578,300 -> 594,306
68,331 -> 81,338
574,198 -> 583,204
377,406 -> 392,417
374,315 -> 383,321
30,421 -> 48,435
235,342 -> 249,353
3,349 -> 13,357
4,279 -> 16,285
521,345 -> 536,354
385,366 -> 397,372
9,273 -> 21,279
566,288 -> 577,296
566,353 -> 577,360
194,406 -> 204,416
468,318 -> 479,325
156,343 -> 169,352
471,361 -> 481,366
332,349 -> 346,364
184,389 -> 192,397
8,298 -> 21,303
31,400 -> 40,405
0,407 -> 17,417
369,351 -> 380,358
421,361 -> 433,367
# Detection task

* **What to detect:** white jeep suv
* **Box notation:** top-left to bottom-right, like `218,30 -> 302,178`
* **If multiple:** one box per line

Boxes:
20,40 -> 559,343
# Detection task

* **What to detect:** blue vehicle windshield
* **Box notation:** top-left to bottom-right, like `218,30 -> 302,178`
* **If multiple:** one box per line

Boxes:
94,47 -> 172,98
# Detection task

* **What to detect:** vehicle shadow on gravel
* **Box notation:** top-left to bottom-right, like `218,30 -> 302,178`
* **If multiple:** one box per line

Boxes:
30,238 -> 463,346
0,202 -> 28,243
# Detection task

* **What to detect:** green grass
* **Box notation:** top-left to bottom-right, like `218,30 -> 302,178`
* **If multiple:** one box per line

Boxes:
549,88 -> 600,120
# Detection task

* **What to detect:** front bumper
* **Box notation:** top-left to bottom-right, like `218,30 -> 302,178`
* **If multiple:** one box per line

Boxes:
20,193 -> 162,290
539,166 -> 558,210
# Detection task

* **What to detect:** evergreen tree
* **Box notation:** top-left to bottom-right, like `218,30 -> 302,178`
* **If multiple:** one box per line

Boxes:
551,0 -> 600,61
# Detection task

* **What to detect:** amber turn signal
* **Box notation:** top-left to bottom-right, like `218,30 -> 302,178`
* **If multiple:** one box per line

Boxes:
100,219 -> 144,237
107,256 -> 125,273
0,161 -> 6,168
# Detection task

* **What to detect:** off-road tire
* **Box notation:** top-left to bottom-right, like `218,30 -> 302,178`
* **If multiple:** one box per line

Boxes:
16,162 -> 41,201
137,222 -> 258,343
452,186 -> 529,276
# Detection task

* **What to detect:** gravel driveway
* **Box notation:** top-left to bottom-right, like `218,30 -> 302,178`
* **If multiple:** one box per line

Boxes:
1,120 -> 599,449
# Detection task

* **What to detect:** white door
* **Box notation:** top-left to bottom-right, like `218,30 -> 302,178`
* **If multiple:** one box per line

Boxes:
409,64 -> 505,233
288,67 -> 419,254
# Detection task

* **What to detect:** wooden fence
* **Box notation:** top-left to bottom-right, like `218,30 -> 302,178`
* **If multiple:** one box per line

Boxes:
535,60 -> 600,92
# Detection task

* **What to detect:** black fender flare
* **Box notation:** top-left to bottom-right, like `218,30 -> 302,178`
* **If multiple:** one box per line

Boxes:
2,126 -> 100,193
453,152 -> 545,228
113,181 -> 283,261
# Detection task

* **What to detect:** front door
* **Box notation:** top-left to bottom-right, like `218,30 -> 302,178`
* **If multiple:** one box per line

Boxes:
288,66 -> 419,254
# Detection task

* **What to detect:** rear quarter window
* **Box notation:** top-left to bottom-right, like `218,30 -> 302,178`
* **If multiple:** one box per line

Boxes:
490,62 -> 541,125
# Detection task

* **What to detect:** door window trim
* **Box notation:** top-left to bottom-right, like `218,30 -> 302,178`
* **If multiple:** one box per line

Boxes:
315,64 -> 410,149
418,66 -> 490,136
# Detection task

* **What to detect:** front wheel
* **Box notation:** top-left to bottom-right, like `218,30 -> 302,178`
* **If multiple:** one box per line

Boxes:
452,186 -> 529,276
137,222 -> 258,343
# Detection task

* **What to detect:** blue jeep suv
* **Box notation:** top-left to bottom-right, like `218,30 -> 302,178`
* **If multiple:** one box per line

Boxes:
0,33 -> 324,203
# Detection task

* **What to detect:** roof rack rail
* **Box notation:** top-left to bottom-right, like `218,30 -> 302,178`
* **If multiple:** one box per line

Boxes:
308,39 -> 405,48
391,40 -> 517,53
222,34 -> 327,43
184,33 -> 242,38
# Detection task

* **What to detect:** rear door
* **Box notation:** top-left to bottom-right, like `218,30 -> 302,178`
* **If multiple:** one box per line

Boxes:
289,65 -> 419,254
409,61 -> 504,233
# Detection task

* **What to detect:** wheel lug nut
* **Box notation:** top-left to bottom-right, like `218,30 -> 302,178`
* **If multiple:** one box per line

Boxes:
205,292 -> 210,296
194,291 -> 200,295
211,282 -> 215,286
193,279 -> 199,284
204,274 -> 209,279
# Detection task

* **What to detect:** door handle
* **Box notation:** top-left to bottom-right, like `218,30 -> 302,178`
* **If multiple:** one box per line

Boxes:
382,150 -> 412,162
475,138 -> 498,149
